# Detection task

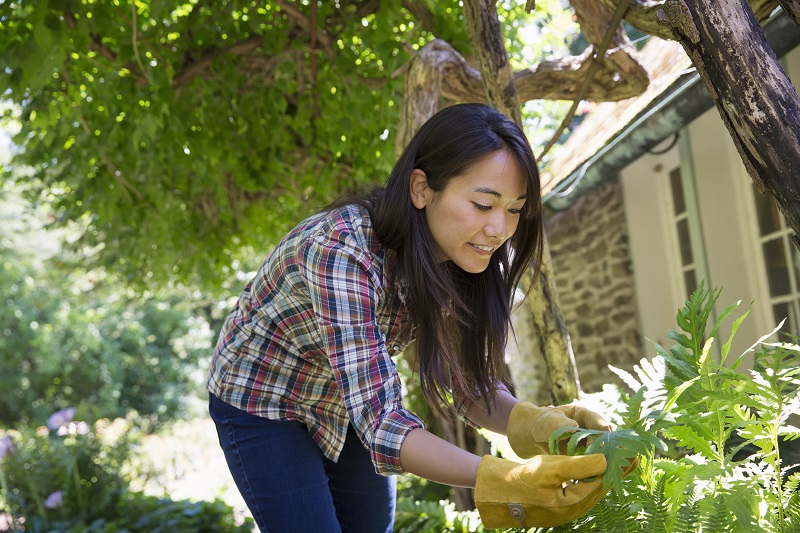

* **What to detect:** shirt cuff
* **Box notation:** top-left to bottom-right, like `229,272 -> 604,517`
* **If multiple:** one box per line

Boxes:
369,408 -> 425,476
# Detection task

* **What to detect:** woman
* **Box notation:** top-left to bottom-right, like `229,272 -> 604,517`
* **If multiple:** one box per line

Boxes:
208,103 -> 613,532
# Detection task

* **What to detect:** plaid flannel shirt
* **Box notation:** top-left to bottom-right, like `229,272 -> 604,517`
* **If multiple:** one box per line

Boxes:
207,204 -> 425,475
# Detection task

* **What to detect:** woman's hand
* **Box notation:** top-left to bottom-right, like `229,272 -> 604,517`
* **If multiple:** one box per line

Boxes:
474,453 -> 608,529
506,402 -> 613,458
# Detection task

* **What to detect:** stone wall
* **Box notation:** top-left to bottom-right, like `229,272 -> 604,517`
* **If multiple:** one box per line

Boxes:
543,176 -> 644,393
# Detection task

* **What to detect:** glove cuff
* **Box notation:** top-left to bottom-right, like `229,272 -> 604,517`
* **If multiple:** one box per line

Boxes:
474,456 -> 530,529
506,402 -> 550,459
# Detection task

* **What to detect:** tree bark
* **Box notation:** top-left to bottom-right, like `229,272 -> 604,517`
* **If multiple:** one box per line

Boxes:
595,0 -> 779,40
657,0 -> 800,247
777,0 -> 800,26
393,34 -> 649,156
462,0 -> 581,407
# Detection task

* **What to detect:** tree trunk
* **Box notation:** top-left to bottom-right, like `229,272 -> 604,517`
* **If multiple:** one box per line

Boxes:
657,0 -> 800,247
462,0 -> 582,406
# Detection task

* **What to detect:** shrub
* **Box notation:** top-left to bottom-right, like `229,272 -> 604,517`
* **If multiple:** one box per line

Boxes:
0,407 -> 132,530
73,493 -> 254,533
0,408 -> 253,533
0,247 -> 214,429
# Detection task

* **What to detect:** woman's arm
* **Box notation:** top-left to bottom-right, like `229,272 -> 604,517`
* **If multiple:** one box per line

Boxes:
398,388 -> 519,488
399,428 -> 482,488
464,387 -> 519,435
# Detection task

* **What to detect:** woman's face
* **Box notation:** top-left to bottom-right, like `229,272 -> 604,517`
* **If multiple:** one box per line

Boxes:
410,149 -> 527,274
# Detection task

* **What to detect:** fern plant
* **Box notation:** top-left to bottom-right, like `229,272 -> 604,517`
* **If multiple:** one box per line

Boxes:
531,283 -> 800,533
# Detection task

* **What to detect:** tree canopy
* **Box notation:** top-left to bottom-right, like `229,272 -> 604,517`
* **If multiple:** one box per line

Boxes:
0,0 -> 578,292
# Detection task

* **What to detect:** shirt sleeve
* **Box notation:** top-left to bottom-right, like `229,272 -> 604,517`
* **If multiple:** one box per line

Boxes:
298,223 -> 424,476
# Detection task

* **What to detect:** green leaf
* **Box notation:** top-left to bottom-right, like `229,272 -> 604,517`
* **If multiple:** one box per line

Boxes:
663,425 -> 718,459
720,302 -> 749,365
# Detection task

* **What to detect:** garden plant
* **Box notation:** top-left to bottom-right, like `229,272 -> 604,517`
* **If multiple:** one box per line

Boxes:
0,406 -> 253,532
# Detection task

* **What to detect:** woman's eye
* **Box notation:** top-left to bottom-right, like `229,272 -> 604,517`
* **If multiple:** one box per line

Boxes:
473,203 -> 491,211
509,208 -> 522,215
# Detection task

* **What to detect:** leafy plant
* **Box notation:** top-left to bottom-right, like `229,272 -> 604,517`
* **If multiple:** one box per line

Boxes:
538,283 -> 800,532
0,408 -> 253,533
0,408 -> 133,530
394,496 -> 484,533
0,244 -> 214,429
75,493 -> 254,533
0,1 -> 579,292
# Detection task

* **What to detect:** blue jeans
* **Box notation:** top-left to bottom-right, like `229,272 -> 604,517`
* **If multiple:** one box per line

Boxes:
209,393 -> 396,532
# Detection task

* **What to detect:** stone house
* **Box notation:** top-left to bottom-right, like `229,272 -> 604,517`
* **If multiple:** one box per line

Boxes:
538,8 -> 800,393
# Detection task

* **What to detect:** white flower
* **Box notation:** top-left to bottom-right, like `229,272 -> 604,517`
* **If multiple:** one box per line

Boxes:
56,421 -> 90,437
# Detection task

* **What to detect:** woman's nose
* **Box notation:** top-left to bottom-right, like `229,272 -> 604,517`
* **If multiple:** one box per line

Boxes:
484,212 -> 509,240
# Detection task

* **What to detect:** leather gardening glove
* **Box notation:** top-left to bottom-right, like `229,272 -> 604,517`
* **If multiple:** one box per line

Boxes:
506,402 -> 613,459
474,454 -> 608,529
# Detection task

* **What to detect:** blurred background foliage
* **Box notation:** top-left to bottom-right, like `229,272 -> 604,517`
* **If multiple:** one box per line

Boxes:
0,179 -> 217,429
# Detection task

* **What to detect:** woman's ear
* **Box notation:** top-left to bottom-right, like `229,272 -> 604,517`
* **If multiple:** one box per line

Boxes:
409,169 -> 429,210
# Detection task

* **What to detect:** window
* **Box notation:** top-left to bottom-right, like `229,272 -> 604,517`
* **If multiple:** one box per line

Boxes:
752,185 -> 800,334
669,167 -> 698,297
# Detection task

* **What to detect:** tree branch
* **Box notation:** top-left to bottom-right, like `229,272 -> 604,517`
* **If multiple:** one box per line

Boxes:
657,0 -> 800,246
401,0 -> 437,32
538,0 -> 633,161
776,0 -> 800,26
398,37 -> 647,114
171,35 -> 264,89
64,10 -> 149,86
596,0 -> 779,39
274,0 -> 334,56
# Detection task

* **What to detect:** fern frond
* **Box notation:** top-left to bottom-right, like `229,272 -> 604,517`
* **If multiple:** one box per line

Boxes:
609,365 -> 645,394
672,495 -> 700,533
717,300 -> 748,366
787,483 -> 800,521
641,476 -> 669,533
725,481 -> 760,533
663,425 -> 719,460
622,387 -> 647,426
691,386 -> 761,411
593,489 -> 633,533
674,281 -> 720,359
660,344 -> 700,383
551,427 -> 665,490
787,472 -> 800,494
699,494 -> 730,533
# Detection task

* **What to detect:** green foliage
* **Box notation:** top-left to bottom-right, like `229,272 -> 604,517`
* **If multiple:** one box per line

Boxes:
0,0 -> 465,290
74,493 -> 254,533
0,244 -> 214,428
0,410 -> 252,533
0,410 -> 133,529
395,284 -> 800,532
0,0 -> 578,292
540,282 -> 800,532
394,497 -> 484,533
396,472 -> 452,505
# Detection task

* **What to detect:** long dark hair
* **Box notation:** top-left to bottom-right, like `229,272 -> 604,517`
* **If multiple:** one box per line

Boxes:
335,103 -> 543,418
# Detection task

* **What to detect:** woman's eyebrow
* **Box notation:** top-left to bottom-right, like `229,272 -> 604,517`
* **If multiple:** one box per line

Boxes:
473,186 -> 527,201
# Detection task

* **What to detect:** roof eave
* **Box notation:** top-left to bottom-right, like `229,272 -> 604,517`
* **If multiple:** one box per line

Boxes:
543,8 -> 800,211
